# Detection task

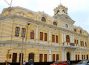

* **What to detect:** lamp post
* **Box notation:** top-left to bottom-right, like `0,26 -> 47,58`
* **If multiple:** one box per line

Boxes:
20,26 -> 27,65
20,37 -> 24,65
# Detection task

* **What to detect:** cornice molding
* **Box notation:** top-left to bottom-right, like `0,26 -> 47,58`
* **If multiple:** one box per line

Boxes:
0,15 -> 88,37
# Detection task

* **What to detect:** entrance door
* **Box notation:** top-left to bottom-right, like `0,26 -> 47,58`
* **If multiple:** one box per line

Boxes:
12,53 -> 17,63
66,52 -> 71,61
28,53 -> 34,62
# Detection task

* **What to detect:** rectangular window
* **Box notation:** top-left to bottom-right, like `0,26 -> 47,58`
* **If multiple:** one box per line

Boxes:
80,41 -> 82,46
30,30 -> 34,39
44,33 -> 47,41
39,54 -> 43,62
52,54 -> 55,62
82,55 -> 83,60
21,28 -> 26,37
75,55 -> 77,61
87,55 -> 88,60
15,27 -> 20,37
12,53 -> 17,63
56,35 -> 58,43
85,42 -> 87,47
56,54 -> 59,61
44,54 -> 47,62
74,39 -> 76,44
40,32 -> 43,40
84,55 -> 85,59
52,35 -> 55,42
82,41 -> 84,46
77,40 -> 78,44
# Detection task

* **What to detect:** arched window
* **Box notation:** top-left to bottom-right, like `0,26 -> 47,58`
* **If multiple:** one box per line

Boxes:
66,35 -> 70,43
41,17 -> 46,22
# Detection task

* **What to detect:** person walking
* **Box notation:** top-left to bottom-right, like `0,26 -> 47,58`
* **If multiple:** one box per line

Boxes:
67,60 -> 71,65
28,59 -> 34,65
23,61 -> 26,65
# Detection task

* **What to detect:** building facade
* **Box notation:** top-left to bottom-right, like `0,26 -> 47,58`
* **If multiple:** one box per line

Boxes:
0,4 -> 89,63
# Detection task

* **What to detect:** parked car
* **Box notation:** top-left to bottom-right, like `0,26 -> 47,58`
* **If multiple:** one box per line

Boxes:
76,60 -> 89,65
50,61 -> 68,65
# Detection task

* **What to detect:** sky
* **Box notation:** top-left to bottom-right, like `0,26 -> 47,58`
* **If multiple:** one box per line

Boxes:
0,0 -> 89,32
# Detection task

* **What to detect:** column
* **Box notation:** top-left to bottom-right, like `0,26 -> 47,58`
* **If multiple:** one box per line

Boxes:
62,48 -> 66,61
48,28 -> 51,44
70,35 -> 74,43
71,51 -> 75,61
48,49 -> 52,62
35,25 -> 39,43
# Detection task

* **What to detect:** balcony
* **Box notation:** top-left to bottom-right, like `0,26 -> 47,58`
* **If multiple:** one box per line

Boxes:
62,42 -> 78,49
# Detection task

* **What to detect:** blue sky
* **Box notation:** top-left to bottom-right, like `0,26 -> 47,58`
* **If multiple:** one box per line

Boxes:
0,0 -> 89,32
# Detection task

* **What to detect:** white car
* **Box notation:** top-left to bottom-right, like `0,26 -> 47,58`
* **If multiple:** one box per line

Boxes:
76,60 -> 89,65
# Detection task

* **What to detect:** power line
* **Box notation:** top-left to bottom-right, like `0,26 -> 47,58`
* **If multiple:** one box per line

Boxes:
4,0 -> 13,7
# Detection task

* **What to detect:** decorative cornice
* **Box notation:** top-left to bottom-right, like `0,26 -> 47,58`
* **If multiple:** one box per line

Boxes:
0,15 -> 88,37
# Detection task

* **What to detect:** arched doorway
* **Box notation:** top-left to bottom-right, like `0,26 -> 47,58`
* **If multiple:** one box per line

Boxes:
28,53 -> 34,62
66,52 -> 71,61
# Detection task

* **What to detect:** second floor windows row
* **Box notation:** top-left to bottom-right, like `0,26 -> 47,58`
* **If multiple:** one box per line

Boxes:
15,27 -> 88,47
15,27 -> 59,43
74,39 -> 87,47
15,27 -> 35,39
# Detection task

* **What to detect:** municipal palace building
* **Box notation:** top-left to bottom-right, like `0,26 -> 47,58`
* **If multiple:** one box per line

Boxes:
0,4 -> 89,63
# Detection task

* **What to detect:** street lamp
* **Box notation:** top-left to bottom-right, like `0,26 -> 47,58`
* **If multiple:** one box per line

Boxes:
20,30 -> 25,65
20,24 -> 28,65
20,23 -> 30,65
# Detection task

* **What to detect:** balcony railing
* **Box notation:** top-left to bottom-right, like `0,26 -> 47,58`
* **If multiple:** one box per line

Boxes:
62,42 -> 78,49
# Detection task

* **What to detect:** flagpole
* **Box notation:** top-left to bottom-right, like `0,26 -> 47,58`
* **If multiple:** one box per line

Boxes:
60,0 -> 61,5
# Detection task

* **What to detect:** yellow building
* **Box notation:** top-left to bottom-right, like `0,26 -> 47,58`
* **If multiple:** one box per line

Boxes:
0,4 -> 89,63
